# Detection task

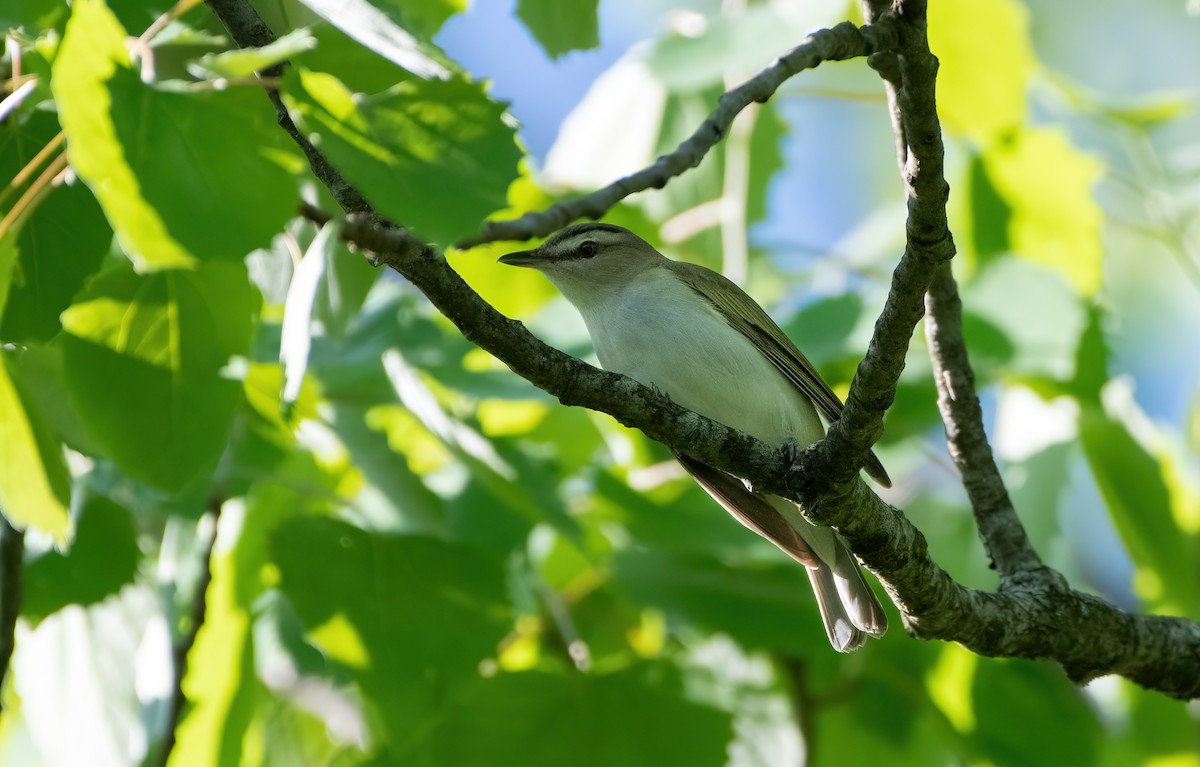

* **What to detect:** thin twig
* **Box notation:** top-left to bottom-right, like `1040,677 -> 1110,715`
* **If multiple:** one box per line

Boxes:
454,19 -> 900,249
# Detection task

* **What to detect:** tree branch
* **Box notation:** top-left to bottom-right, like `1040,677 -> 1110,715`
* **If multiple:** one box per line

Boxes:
221,0 -> 1200,698
454,20 -> 899,250
924,266 -> 1047,580
204,0 -> 375,218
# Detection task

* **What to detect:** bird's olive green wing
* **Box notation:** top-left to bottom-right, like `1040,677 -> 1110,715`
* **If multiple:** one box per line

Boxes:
667,260 -> 892,487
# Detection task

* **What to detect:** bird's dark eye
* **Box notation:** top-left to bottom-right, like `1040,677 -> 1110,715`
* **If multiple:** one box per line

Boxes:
578,241 -> 598,258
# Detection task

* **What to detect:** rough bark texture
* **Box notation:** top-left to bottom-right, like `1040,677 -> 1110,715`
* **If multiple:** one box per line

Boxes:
221,0 -> 1200,699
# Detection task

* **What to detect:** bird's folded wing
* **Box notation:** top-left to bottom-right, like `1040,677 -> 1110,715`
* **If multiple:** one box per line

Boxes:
668,261 -> 892,487
673,450 -> 822,568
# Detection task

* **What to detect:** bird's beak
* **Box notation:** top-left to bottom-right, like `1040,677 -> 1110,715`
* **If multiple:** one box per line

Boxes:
498,249 -> 540,268
494,250 -> 547,268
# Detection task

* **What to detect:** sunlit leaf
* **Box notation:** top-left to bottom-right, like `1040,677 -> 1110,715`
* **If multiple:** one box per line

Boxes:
0,355 -> 70,538
285,69 -> 521,243
297,0 -> 451,78
0,111 -> 111,343
52,0 -> 300,270
984,128 -> 1104,297
516,0 -> 600,61
1080,406 -> 1197,613
60,261 -> 257,491
188,29 -> 318,80
281,225 -> 335,408
272,517 -> 511,749
928,0 -> 1034,142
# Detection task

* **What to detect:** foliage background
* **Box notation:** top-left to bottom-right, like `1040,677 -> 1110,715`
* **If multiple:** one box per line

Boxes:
0,0 -> 1198,764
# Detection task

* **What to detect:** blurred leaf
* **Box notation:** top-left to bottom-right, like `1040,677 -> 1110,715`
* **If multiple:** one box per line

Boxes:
1080,407 -> 1197,613
286,69 -> 521,243
174,485 -> 318,766
60,261 -> 257,492
316,231 -> 379,338
782,294 -> 865,367
1070,304 -> 1108,404
970,660 -> 1100,767
420,669 -> 732,766
171,542 -> 259,764
23,492 -> 139,622
297,0 -> 451,78
52,0 -> 300,270
516,0 -> 600,60
1,0 -> 66,30
328,402 -> 447,534
961,256 -> 1085,381
281,225 -> 335,408
928,0 -> 1033,142
746,103 -> 787,225
647,2 -> 845,92
0,111 -> 110,343
611,549 -> 826,653
375,0 -> 467,38
814,672 -> 964,766
960,152 -> 1012,273
984,128 -> 1103,297
188,28 -> 317,80
0,355 -> 70,538
272,517 -> 511,749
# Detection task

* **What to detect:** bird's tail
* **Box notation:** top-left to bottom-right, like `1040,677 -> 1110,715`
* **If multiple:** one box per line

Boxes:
672,451 -> 887,652
803,535 -> 888,652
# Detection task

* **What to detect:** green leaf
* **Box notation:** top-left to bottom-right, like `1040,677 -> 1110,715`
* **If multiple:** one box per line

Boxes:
370,0 -> 466,39
286,69 -> 521,243
297,0 -> 451,78
272,517 -> 511,748
0,112 -> 112,343
0,0 -> 66,31
970,660 -> 1101,767
22,492 -> 139,622
60,261 -> 257,492
516,0 -> 600,61
420,669 -> 733,767
188,28 -> 318,80
928,0 -> 1034,142
1080,407 -> 1197,613
52,0 -> 300,270
960,151 -> 1012,272
983,128 -> 1104,297
0,354 -> 70,538
646,2 -> 845,92
610,549 -> 828,653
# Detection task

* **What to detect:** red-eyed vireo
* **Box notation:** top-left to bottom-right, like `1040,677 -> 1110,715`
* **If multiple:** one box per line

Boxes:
500,223 -> 889,651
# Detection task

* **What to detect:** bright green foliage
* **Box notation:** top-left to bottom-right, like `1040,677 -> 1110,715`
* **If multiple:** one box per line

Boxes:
285,69 -> 522,243
0,111 -> 110,342
0,356 -> 70,538
1,0 -> 1198,765
53,0 -> 300,270
60,261 -> 258,491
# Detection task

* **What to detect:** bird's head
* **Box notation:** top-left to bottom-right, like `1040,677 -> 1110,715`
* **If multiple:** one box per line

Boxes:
498,223 -> 663,305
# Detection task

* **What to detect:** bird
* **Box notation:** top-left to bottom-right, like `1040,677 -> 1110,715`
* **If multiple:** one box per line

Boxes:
499,222 -> 888,651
